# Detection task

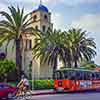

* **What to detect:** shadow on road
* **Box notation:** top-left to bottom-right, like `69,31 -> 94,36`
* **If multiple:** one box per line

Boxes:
58,90 -> 100,95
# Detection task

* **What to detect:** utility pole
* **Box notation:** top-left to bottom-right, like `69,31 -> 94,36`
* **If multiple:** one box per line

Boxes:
29,60 -> 34,90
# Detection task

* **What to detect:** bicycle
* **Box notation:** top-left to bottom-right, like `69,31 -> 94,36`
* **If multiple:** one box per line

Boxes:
8,82 -> 32,100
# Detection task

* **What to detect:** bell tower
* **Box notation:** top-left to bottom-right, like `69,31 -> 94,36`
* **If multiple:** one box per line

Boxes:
31,2 -> 53,32
18,1 -> 53,79
30,2 -> 53,79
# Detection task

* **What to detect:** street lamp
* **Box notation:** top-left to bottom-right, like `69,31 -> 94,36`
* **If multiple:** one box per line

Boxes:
29,60 -> 34,90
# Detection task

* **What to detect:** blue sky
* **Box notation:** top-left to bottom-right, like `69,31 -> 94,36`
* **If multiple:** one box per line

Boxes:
0,0 -> 100,65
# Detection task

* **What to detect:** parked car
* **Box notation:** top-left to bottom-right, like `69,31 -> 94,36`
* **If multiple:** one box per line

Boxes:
0,83 -> 17,99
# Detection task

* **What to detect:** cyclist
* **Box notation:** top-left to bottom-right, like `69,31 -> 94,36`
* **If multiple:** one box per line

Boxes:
16,75 -> 30,96
20,75 -> 30,90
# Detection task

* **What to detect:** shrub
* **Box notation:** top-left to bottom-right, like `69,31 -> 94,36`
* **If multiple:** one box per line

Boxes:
7,82 -> 17,86
0,59 -> 16,82
29,80 -> 53,90
8,80 -> 54,90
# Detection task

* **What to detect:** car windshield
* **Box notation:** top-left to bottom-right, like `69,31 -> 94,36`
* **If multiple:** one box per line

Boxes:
0,84 -> 9,89
54,71 -> 64,79
54,69 -> 100,80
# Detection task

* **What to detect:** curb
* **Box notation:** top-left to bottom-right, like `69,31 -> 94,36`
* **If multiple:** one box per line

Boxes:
32,89 -> 100,96
32,91 -> 56,96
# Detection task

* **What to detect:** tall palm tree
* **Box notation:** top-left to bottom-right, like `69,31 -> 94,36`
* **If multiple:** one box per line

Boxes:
66,28 -> 96,68
33,28 -> 96,77
32,29 -> 71,76
0,6 -> 34,80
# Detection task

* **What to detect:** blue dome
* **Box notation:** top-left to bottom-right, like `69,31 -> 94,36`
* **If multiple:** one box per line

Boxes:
37,4 -> 48,12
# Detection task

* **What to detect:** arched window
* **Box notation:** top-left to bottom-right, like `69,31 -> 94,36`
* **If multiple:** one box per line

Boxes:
44,15 -> 48,20
25,39 -> 32,50
48,27 -> 51,30
34,15 -> 37,21
29,40 -> 32,49
42,25 -> 46,32
35,25 -> 38,30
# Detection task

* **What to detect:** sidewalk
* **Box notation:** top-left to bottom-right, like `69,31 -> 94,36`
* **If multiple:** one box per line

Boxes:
31,89 -> 100,96
32,89 -> 55,96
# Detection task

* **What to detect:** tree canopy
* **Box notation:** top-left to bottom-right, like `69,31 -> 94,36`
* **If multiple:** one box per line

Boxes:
0,59 -> 16,81
0,6 -> 35,80
33,28 -> 96,72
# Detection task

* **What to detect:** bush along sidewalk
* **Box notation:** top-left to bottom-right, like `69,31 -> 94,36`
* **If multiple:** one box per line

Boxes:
8,80 -> 54,90
7,82 -> 17,86
29,80 -> 53,90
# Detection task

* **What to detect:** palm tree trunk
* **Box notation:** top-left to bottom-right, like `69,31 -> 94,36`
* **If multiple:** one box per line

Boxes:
16,38 -> 22,81
53,57 -> 57,78
74,60 -> 78,68
4,73 -> 7,82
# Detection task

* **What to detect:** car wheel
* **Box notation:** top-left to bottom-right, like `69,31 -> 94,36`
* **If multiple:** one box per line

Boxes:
7,93 -> 13,99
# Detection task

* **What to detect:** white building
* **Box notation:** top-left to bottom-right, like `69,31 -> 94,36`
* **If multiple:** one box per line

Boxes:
22,4 -> 53,79
1,4 -> 53,79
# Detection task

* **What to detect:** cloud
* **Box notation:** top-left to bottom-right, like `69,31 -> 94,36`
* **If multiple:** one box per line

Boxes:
51,12 -> 63,29
70,13 -> 100,64
1,0 -> 99,13
0,0 -> 100,64
42,0 -> 100,6
66,0 -> 99,6
0,1 -> 8,19
71,13 -> 100,33
0,0 -> 10,11
3,0 -> 99,8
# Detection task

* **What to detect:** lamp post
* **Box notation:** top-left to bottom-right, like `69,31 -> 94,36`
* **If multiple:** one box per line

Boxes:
31,61 -> 34,90
29,60 -> 34,90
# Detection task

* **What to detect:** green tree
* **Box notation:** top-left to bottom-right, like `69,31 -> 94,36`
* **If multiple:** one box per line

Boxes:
33,29 -> 70,76
66,28 -> 96,68
0,59 -> 16,82
0,6 -> 34,80
33,28 -> 96,77
85,63 -> 97,70
81,61 -> 97,70
0,52 -> 6,60
28,61 -> 32,80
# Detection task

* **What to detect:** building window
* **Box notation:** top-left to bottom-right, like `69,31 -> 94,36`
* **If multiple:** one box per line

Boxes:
48,27 -> 51,30
44,15 -> 48,20
29,40 -> 32,49
42,25 -> 46,32
34,15 -> 37,21
25,39 -> 32,50
35,25 -> 38,30
25,40 -> 28,50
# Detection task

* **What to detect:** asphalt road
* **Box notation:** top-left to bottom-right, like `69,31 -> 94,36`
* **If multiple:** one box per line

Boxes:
32,92 -> 100,100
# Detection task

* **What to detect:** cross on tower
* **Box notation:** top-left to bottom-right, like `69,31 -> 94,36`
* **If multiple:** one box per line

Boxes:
40,0 -> 42,4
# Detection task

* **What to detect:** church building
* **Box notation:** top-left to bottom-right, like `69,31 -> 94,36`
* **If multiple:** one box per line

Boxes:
0,2 -> 53,79
21,3 -> 53,79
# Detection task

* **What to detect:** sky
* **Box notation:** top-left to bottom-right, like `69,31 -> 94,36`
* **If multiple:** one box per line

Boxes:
0,0 -> 100,65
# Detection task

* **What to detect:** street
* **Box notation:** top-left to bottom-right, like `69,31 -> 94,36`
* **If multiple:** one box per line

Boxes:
31,92 -> 100,100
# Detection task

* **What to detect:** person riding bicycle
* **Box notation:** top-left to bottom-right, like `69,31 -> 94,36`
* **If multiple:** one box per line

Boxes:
13,75 -> 31,99
20,75 -> 30,90
17,75 -> 30,92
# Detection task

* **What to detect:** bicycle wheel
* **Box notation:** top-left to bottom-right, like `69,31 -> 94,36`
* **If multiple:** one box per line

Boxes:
24,90 -> 32,100
7,92 -> 16,100
14,91 -> 26,100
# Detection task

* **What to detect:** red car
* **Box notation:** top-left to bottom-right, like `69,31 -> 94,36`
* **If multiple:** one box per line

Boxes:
0,83 -> 17,99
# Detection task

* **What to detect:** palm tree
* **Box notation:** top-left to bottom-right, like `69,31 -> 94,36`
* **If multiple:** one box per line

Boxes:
0,6 -> 34,80
32,29 -> 71,76
33,28 -> 96,77
66,28 -> 96,68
